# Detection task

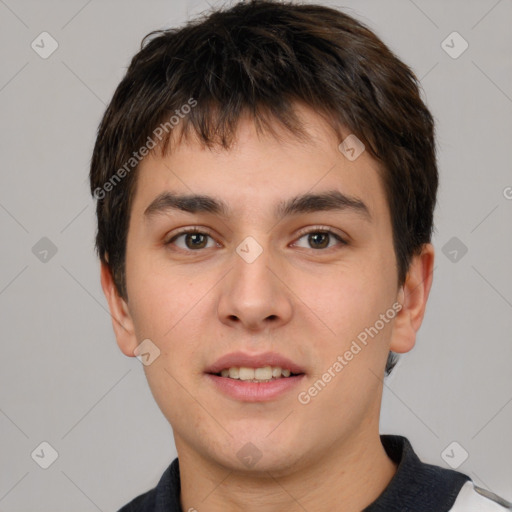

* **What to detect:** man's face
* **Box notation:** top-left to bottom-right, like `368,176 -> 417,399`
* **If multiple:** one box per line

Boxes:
118,106 -> 404,473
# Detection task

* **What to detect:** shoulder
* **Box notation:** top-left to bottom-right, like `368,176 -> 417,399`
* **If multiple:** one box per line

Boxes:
117,488 -> 156,512
450,481 -> 512,511
368,435 -> 511,512
116,457 -> 181,512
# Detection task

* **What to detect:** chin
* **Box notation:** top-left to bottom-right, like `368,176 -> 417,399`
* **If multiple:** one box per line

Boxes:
208,436 -> 306,476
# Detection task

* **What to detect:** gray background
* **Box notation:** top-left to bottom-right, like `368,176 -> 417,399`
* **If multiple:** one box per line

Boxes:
1,0 -> 511,510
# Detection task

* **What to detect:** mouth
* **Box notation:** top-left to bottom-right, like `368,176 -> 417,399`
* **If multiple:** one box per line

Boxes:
208,365 -> 304,383
204,351 -> 306,401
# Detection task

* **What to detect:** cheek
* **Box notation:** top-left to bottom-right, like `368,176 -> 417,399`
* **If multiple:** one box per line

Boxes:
126,258 -> 214,370
125,245 -> 188,336
300,261 -> 392,340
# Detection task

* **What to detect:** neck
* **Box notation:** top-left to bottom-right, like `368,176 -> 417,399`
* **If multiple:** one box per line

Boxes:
176,427 -> 397,512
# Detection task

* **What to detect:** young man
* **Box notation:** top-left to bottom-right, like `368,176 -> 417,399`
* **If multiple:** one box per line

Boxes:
90,1 -> 511,510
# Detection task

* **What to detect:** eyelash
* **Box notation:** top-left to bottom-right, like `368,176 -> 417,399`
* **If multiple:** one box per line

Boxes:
165,226 -> 348,252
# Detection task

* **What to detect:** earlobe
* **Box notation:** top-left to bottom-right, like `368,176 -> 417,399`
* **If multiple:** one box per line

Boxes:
389,244 -> 435,354
100,261 -> 138,357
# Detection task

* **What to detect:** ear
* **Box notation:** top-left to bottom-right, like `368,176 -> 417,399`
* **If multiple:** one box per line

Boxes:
389,243 -> 435,354
100,261 -> 138,357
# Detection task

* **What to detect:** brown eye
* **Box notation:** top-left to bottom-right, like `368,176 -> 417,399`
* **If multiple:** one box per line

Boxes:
183,233 -> 209,249
166,229 -> 217,251
308,232 -> 330,249
294,229 -> 347,250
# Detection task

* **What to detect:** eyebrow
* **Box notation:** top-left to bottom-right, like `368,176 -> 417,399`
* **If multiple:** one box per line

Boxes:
144,189 -> 372,222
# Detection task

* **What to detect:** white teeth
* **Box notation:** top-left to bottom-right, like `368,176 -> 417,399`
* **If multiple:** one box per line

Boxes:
218,366 -> 297,380
254,366 -> 272,380
239,367 -> 255,381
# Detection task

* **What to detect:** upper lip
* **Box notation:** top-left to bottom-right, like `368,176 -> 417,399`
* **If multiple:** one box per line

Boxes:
205,351 -> 306,375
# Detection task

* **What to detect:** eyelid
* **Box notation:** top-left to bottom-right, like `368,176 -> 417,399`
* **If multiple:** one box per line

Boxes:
169,226 -> 213,237
165,226 -> 217,245
165,225 -> 348,250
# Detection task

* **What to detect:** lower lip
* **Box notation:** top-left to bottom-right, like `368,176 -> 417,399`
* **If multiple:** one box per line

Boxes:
205,373 -> 306,402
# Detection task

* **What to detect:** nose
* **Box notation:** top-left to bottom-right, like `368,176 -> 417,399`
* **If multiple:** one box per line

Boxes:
217,237 -> 293,333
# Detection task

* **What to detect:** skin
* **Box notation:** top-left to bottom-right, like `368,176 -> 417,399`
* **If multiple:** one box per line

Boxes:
101,104 -> 434,512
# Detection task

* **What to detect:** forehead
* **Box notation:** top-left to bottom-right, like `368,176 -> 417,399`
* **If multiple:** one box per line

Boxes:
132,105 -> 389,226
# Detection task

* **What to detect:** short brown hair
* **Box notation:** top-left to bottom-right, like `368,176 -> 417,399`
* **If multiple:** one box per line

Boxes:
90,0 -> 438,375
